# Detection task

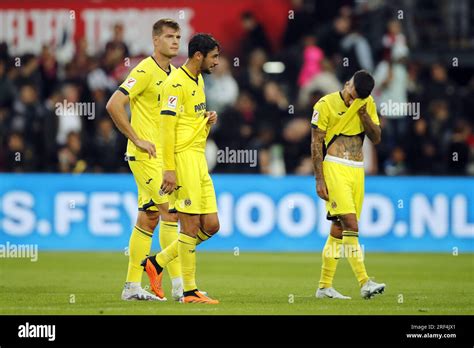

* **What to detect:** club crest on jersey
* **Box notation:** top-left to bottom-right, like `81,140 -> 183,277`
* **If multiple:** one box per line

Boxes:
312,109 -> 319,123
168,96 -> 178,109
184,199 -> 192,206
125,77 -> 137,89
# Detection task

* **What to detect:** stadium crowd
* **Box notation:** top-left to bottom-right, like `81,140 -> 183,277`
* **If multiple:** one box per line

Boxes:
0,0 -> 473,175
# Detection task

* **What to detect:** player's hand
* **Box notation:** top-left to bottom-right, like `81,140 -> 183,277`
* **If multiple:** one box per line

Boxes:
161,170 -> 177,194
316,179 -> 329,201
134,139 -> 156,159
206,111 -> 218,125
357,104 -> 368,117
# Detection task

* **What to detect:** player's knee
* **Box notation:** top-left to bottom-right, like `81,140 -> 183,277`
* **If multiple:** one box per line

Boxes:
340,215 -> 358,233
141,211 -> 160,231
161,210 -> 178,223
204,221 -> 220,235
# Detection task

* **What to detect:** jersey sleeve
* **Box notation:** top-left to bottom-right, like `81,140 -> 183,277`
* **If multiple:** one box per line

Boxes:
311,99 -> 329,131
118,65 -> 151,100
367,97 -> 380,126
160,80 -> 184,170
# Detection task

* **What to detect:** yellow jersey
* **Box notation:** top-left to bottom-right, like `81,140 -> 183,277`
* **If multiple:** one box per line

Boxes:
118,56 -> 174,161
311,91 -> 380,147
160,65 -> 209,170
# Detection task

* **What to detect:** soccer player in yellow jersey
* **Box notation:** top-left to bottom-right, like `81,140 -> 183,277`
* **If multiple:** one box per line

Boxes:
311,70 -> 386,299
106,19 -> 183,301
141,33 -> 221,304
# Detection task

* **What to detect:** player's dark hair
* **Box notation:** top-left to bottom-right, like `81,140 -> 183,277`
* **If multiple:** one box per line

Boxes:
152,18 -> 180,36
188,33 -> 220,58
353,70 -> 375,98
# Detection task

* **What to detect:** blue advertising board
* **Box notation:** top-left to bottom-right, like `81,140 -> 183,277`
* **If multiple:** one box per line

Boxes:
0,174 -> 472,252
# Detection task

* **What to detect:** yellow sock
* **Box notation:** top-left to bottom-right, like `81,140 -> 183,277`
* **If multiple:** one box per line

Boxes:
319,235 -> 342,288
156,240 -> 178,267
195,228 -> 212,246
178,233 -> 197,291
342,231 -> 369,286
126,226 -> 153,283
159,221 -> 181,279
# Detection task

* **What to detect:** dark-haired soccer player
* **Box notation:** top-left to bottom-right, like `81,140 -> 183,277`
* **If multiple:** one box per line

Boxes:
311,70 -> 386,299
106,19 -> 183,301
141,33 -> 221,304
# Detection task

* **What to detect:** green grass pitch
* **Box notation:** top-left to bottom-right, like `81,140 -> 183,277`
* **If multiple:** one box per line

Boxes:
0,252 -> 472,315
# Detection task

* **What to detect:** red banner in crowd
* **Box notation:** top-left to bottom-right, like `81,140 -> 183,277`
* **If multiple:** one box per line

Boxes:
0,0 -> 290,58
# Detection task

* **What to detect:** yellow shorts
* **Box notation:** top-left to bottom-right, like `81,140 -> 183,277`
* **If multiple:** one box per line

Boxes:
174,150 -> 217,215
323,155 -> 364,220
129,159 -> 174,211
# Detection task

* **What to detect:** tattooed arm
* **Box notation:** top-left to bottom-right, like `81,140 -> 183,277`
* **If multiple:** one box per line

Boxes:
311,127 -> 329,201
358,104 -> 381,144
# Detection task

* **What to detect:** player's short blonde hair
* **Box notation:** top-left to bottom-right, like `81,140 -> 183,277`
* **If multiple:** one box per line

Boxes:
152,19 -> 180,37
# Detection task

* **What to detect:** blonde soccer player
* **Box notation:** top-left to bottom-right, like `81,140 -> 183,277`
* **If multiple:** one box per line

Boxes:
106,19 -> 183,301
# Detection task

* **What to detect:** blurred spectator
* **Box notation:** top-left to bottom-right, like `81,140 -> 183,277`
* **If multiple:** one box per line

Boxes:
205,56 -> 239,114
384,146 -> 407,176
373,37 -> 409,143
442,0 -> 471,48
13,54 -> 41,92
58,131 -> 87,173
91,118 -> 124,172
255,81 -> 290,133
298,59 -> 342,110
422,63 -> 457,109
339,26 -> 374,81
297,35 -> 324,88
282,117 -> 311,174
11,83 -> 47,151
56,84 -> 83,146
240,11 -> 272,57
39,45 -> 58,100
446,119 -> 471,175
214,91 -> 257,171
318,15 -> 351,62
282,0 -> 315,48
1,132 -> 35,172
0,59 -> 15,108
405,118 -> 442,174
105,23 -> 130,62
238,48 -> 268,102
382,19 -> 407,61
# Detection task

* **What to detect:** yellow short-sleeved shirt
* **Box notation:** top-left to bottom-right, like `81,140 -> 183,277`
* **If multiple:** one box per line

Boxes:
118,56 -> 174,161
311,91 -> 380,147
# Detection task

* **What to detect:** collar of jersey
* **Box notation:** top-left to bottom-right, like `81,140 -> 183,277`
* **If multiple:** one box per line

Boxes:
180,65 -> 199,84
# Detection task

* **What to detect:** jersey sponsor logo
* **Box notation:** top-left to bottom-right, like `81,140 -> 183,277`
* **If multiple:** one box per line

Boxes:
194,102 -> 206,113
312,109 -> 319,123
124,77 -> 137,89
172,83 -> 182,88
156,81 -> 163,86
136,69 -> 146,73
168,96 -> 178,109
145,178 -> 153,184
